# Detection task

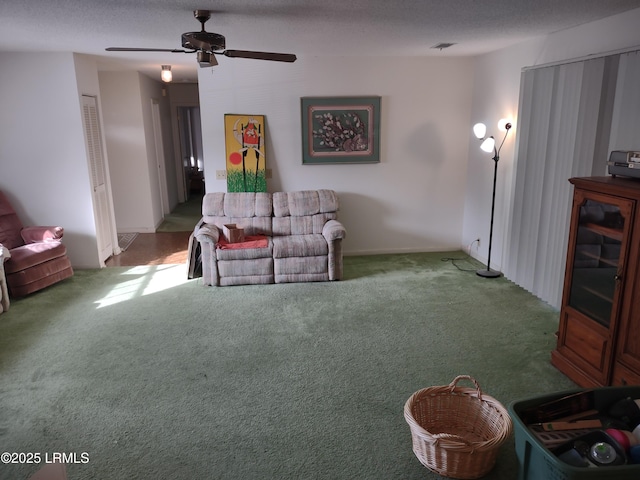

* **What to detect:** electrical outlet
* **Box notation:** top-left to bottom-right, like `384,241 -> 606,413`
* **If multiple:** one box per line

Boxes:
468,238 -> 481,255
216,170 -> 227,180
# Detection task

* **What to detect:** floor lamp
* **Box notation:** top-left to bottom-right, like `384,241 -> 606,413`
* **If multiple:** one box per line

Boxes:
472,120 -> 512,278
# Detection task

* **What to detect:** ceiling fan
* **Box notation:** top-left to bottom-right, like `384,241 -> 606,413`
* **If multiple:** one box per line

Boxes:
106,9 -> 297,68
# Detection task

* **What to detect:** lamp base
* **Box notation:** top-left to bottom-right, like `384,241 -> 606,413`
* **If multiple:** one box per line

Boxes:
476,268 -> 502,278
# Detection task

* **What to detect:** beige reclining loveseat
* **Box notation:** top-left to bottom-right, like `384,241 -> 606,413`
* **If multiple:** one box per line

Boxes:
194,190 -> 346,286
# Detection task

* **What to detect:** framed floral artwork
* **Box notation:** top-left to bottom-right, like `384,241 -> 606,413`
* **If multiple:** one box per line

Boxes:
301,96 -> 381,164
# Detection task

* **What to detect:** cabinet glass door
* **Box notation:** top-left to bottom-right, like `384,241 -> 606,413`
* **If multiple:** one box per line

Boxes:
568,198 -> 625,328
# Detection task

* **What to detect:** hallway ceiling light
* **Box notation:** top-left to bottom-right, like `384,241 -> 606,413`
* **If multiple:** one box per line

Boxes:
161,65 -> 172,83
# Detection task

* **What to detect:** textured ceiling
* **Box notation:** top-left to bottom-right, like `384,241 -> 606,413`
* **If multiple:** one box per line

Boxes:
1,0 -> 640,83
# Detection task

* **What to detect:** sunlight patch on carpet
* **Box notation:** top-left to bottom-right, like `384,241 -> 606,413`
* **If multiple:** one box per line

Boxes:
94,265 -> 190,308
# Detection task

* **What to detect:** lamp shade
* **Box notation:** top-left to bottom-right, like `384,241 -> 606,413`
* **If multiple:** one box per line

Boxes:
473,123 -> 487,139
498,118 -> 512,131
161,65 -> 172,83
480,137 -> 495,153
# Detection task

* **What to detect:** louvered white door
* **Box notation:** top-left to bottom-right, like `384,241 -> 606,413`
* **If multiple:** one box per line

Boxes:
82,95 -> 114,264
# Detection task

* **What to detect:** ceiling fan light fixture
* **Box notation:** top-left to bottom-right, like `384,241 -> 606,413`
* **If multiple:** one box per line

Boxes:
105,10 -> 295,70
161,65 -> 172,82
197,51 -> 218,67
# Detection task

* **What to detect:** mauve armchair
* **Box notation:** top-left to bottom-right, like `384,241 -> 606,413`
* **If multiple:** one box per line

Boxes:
0,191 -> 73,297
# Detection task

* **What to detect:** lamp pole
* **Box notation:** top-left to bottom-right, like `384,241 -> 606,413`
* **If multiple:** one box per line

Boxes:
477,148 -> 501,278
476,122 -> 511,278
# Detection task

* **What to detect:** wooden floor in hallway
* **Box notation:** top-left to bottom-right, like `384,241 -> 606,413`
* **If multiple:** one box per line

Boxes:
106,231 -> 192,267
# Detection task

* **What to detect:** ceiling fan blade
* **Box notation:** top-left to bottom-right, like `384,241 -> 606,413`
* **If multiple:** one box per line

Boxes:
222,50 -> 297,63
106,47 -> 189,53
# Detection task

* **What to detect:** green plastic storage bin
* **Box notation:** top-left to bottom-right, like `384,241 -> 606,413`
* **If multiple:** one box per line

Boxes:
509,386 -> 640,480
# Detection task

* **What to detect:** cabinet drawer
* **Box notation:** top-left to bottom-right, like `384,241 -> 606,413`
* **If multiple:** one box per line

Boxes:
561,312 -> 609,372
611,362 -> 640,386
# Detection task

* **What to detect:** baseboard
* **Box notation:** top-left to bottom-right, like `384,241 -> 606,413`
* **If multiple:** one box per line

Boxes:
116,227 -> 155,234
343,246 -> 464,256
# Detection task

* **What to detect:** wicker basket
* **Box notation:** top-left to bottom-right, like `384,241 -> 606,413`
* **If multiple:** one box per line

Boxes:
403,375 -> 513,479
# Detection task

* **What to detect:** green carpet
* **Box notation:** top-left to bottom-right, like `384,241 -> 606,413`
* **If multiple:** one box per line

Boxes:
0,252 -> 576,479
156,194 -> 203,232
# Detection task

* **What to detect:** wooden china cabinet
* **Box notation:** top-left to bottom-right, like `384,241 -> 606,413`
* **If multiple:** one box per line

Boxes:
552,176 -> 640,387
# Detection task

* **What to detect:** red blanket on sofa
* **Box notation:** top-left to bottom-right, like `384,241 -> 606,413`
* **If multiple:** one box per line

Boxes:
216,235 -> 269,250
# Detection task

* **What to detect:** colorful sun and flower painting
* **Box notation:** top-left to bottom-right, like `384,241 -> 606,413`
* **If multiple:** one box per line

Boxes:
224,114 -> 267,192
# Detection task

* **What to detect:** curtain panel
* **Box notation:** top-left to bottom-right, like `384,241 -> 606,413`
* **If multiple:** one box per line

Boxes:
505,51 -> 640,309
504,58 -> 608,308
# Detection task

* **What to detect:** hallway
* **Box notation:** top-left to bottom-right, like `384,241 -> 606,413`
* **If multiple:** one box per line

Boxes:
106,194 -> 202,267
106,232 -> 192,267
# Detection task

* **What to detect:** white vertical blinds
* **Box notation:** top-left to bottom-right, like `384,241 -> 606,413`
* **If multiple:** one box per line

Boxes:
609,51 -> 640,153
504,58 -> 607,309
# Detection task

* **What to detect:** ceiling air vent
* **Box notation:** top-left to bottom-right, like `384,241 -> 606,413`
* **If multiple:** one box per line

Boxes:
431,43 -> 456,50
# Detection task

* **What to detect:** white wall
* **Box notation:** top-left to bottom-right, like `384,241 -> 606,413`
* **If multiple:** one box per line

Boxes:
138,73 -> 169,228
198,56 -> 475,255
99,72 -> 156,233
0,52 -> 100,268
464,7 -> 640,272
99,71 -> 175,233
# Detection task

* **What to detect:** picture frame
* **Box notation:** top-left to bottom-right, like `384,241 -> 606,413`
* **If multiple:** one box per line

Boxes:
224,114 -> 267,192
301,96 -> 381,164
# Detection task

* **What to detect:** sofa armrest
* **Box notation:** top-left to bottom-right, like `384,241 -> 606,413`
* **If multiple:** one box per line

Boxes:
194,223 -> 220,244
323,220 -> 345,281
21,226 -> 64,244
193,223 -> 221,286
322,220 -> 346,242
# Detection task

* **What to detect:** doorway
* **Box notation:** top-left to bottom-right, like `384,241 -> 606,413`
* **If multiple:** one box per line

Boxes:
82,94 -> 117,265
177,106 -> 205,200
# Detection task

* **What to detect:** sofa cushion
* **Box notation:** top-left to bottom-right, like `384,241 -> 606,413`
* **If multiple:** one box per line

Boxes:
273,190 -> 338,217
203,192 -> 272,218
203,192 -> 273,236
216,237 -> 273,261
6,258 -> 73,296
5,241 -> 68,274
273,214 -> 335,236
272,190 -> 338,236
274,256 -> 329,283
272,235 -> 328,259
218,257 -> 274,278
